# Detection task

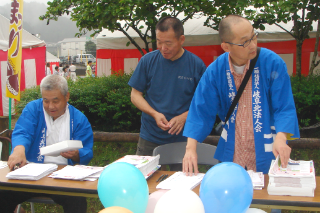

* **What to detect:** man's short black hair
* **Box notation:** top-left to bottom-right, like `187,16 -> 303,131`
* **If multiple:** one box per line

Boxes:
156,16 -> 184,39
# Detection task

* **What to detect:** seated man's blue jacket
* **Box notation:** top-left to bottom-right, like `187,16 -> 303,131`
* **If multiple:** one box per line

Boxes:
12,99 -> 94,165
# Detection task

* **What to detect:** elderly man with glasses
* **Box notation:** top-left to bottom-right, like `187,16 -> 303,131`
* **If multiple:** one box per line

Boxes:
182,15 -> 299,175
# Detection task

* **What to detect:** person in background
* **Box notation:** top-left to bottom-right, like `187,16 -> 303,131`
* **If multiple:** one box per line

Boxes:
59,64 -> 64,77
63,67 -> 69,79
54,66 -> 59,75
91,64 -> 96,77
69,63 -> 77,81
128,16 -> 206,168
86,61 -> 93,77
1,75 -> 93,213
182,15 -> 300,176
46,62 -> 51,76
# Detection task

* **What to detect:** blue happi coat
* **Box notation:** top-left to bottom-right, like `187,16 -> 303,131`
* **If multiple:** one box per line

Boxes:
183,48 -> 300,174
12,99 -> 93,165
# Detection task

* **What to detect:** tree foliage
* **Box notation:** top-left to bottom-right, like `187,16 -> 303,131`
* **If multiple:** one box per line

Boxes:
246,0 -> 320,77
40,0 -> 246,56
85,40 -> 97,57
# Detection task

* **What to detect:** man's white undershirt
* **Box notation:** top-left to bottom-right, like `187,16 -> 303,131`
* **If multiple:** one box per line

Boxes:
43,106 -> 70,165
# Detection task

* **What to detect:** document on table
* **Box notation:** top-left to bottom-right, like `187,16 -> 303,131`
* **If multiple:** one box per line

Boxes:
0,161 -> 8,169
6,163 -> 58,180
156,172 -> 205,190
49,165 -> 104,180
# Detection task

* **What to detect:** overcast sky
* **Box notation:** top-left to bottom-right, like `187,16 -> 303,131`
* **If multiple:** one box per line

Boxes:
0,0 -> 52,6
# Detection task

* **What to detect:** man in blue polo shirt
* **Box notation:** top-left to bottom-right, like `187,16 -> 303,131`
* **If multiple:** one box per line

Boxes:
128,16 -> 206,157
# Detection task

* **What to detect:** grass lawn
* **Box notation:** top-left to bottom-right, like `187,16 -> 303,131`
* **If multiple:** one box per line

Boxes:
17,142 -> 320,213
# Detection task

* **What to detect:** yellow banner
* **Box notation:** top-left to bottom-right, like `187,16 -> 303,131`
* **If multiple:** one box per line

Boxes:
6,0 -> 24,101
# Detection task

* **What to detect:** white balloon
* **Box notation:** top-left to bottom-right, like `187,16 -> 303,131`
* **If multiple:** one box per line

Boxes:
246,208 -> 267,213
154,189 -> 205,213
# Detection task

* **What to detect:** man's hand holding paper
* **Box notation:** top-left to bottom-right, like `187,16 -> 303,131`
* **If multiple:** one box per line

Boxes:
61,150 -> 80,163
272,132 -> 291,168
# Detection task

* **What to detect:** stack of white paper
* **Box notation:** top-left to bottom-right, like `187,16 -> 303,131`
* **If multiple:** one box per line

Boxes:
49,165 -> 104,180
114,155 -> 160,177
40,140 -> 83,157
267,156 -> 316,197
6,163 -> 58,180
156,172 -> 205,190
247,170 -> 264,190
0,161 -> 8,169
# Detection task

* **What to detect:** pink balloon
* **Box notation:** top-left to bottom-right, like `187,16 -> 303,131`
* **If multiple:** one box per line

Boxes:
145,190 -> 169,213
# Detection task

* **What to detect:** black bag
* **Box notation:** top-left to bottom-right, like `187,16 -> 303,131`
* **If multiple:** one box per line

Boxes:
214,47 -> 261,135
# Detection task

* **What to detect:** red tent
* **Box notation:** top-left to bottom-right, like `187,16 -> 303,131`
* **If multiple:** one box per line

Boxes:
0,14 -> 46,116
96,17 -> 319,77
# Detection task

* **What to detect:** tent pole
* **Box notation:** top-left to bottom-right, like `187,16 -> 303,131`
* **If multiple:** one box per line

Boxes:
8,98 -> 12,153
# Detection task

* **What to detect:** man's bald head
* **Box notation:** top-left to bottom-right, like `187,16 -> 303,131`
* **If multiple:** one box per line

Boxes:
219,15 -> 250,43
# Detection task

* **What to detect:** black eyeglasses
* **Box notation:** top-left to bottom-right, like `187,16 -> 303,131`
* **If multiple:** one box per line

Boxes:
225,32 -> 259,48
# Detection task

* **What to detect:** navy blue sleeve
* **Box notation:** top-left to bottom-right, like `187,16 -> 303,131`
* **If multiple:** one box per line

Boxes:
128,56 -> 148,93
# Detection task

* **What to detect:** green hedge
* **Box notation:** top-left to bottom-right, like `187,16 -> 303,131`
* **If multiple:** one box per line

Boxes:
291,74 -> 320,127
15,74 -> 320,132
15,74 -> 141,132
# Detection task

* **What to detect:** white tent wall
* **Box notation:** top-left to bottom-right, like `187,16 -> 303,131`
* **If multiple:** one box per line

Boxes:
0,61 -> 15,116
24,59 -> 37,89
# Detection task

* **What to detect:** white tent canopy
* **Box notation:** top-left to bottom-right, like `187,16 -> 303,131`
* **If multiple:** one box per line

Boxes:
97,16 -> 318,50
0,14 -> 46,51
46,51 -> 60,63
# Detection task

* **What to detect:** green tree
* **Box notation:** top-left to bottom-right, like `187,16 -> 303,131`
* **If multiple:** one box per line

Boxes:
246,0 -> 320,77
85,40 -> 97,57
40,0 -> 246,56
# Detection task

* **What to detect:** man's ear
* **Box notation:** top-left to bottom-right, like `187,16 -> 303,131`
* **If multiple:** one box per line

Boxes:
66,92 -> 70,102
221,42 -> 230,52
179,35 -> 185,45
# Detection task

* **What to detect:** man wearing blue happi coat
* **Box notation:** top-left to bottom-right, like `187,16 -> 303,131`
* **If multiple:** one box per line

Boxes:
182,15 -> 300,174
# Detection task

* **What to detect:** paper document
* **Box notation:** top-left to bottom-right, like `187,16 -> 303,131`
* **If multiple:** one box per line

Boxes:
49,165 -> 104,180
6,163 -> 58,180
156,172 -> 205,190
269,156 -> 314,177
114,155 -> 160,177
40,140 -> 83,157
247,170 -> 264,190
0,161 -> 8,169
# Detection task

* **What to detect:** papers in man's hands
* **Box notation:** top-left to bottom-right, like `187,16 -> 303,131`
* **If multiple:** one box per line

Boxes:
40,140 -> 83,157
247,170 -> 264,190
6,163 -> 58,180
49,165 -> 104,181
156,172 -> 205,190
267,156 -> 316,197
114,155 -> 160,177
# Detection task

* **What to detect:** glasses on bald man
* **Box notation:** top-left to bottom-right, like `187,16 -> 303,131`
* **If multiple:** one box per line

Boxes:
225,32 -> 259,48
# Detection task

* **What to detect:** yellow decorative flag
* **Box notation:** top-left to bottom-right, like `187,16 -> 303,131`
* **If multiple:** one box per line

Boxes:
6,0 -> 23,101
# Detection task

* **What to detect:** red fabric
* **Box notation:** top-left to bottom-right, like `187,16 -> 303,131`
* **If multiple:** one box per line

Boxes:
0,46 -> 46,116
97,38 -> 318,77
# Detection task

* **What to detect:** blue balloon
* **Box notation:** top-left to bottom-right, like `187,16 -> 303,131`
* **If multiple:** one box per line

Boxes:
200,162 -> 253,213
97,162 -> 149,213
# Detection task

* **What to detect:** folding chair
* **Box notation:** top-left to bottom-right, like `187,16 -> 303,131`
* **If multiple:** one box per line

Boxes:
152,142 -> 219,170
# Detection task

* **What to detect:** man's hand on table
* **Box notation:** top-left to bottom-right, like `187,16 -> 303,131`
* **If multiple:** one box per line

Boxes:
61,150 -> 80,163
182,138 -> 199,176
7,145 -> 27,170
273,132 -> 291,168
